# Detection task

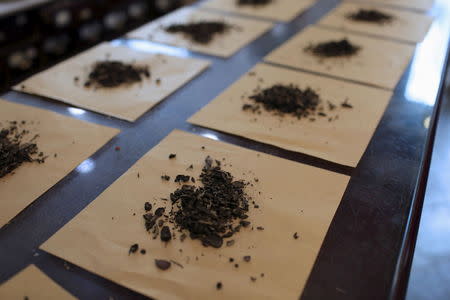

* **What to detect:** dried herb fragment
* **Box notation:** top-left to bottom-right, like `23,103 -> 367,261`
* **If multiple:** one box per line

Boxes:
305,39 -> 360,57
170,260 -> 184,268
155,207 -> 165,217
169,153 -> 176,159
293,232 -> 299,239
144,202 -> 152,211
84,61 -> 150,89
140,249 -> 146,254
341,99 -> 353,108
216,282 -> 223,290
155,259 -> 171,270
347,9 -> 393,24
250,276 -> 257,282
238,0 -> 272,6
226,240 -> 235,247
128,244 -> 139,255
160,226 -> 172,242
243,255 -> 251,262
0,122 -> 45,178
161,175 -> 171,181
175,174 -> 191,183
165,21 -> 232,44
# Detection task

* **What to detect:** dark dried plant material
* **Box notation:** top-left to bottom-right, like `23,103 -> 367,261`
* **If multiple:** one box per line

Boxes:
169,153 -> 176,159
160,226 -> 172,242
169,156 -> 252,248
155,259 -> 171,270
243,255 -> 251,262
237,0 -> 272,6
243,84 -> 321,120
341,99 -> 353,108
144,202 -> 152,211
174,174 -> 191,183
347,9 -> 393,24
216,282 -> 223,290
128,244 -> 139,255
170,260 -> 184,268
140,249 -> 146,254
305,39 -> 360,58
161,175 -> 171,181
0,121 -> 46,178
165,21 -> 232,44
256,226 -> 264,231
144,157 -> 254,248
84,61 -> 150,89
250,276 -> 257,282
293,232 -> 299,239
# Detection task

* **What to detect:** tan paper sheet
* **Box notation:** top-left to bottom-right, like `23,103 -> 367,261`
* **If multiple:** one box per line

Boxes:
127,7 -> 274,58
0,100 -> 119,228
189,63 -> 392,167
13,42 -> 210,122
201,0 -> 316,22
318,2 -> 433,43
41,130 -> 350,300
264,25 -> 416,89
0,265 -> 76,300
345,0 -> 434,11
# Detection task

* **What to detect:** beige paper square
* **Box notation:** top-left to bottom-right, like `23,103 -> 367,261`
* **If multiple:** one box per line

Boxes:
345,0 -> 434,11
128,7 -> 274,58
41,130 -> 349,300
0,265 -> 76,300
264,25 -> 416,89
202,0 -> 316,22
13,42 -> 210,122
189,63 -> 391,167
318,2 -> 433,43
0,100 -> 119,228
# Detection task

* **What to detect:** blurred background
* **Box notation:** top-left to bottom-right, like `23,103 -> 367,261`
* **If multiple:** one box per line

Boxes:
0,0 -> 196,93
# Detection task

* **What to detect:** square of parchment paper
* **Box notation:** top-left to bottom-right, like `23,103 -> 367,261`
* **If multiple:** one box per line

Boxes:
264,26 -> 415,89
202,0 -> 316,22
13,42 -> 209,122
189,63 -> 392,167
318,2 -> 432,43
0,265 -> 75,300
127,7 -> 273,57
41,130 -> 349,300
0,100 -> 119,228
345,0 -> 434,11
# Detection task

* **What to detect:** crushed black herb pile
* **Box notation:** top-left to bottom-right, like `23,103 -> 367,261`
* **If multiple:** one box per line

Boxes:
243,84 -> 320,119
305,39 -> 360,57
83,61 -> 150,89
0,121 -> 46,178
347,9 -> 393,24
237,0 -> 272,6
165,21 -> 232,44
143,156 -> 253,248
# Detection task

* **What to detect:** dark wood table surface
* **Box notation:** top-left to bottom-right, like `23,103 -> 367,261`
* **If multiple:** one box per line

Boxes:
1,0 -> 449,299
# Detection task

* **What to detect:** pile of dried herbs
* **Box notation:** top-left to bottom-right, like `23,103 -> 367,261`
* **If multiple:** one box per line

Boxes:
237,0 -> 272,6
305,39 -> 360,57
0,121 -> 45,178
347,9 -> 393,24
243,84 -> 321,119
143,156 -> 252,248
165,21 -> 231,44
83,61 -> 150,88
